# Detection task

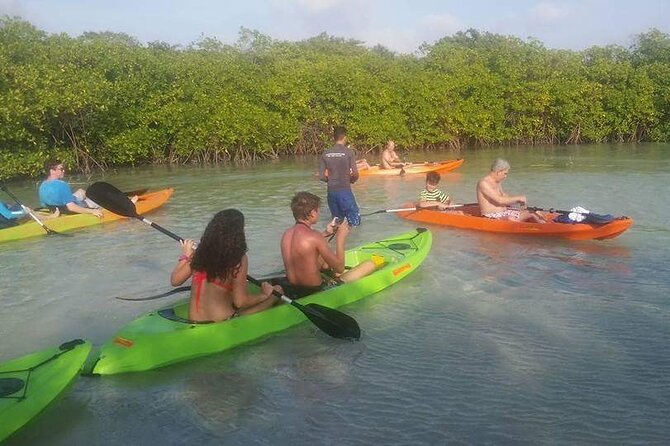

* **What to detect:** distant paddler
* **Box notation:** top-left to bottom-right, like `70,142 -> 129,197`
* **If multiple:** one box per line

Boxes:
380,140 -> 408,170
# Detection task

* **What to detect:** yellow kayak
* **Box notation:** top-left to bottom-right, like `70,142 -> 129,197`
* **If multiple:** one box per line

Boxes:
0,188 -> 174,243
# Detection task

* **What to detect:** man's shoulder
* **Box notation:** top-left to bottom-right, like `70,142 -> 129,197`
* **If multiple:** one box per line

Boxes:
323,144 -> 349,157
41,179 -> 68,187
39,179 -> 56,190
285,225 -> 321,239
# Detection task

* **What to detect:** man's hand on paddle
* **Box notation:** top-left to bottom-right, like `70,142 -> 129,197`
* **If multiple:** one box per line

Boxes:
335,218 -> 350,242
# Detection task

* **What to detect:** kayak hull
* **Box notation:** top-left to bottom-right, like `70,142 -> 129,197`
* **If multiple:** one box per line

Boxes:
358,159 -> 464,176
397,203 -> 633,240
0,188 -> 174,243
87,228 -> 432,375
0,339 -> 91,442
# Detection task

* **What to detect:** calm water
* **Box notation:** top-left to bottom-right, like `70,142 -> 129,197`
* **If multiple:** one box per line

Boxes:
1,143 -> 669,445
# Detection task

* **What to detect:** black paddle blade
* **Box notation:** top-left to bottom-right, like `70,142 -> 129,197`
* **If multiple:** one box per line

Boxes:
246,274 -> 361,340
301,302 -> 361,340
86,182 -> 139,218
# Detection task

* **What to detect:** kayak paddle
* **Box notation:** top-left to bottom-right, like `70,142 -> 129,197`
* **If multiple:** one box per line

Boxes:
0,185 -> 70,236
527,206 -> 615,225
246,276 -> 360,340
87,181 -> 183,241
360,203 -> 471,217
86,181 -> 361,340
115,285 -> 192,301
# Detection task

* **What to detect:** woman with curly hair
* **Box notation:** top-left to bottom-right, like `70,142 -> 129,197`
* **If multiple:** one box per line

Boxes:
170,209 -> 280,322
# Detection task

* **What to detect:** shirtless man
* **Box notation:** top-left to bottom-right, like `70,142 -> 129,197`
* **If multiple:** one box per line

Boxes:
380,140 -> 406,169
280,191 -> 377,298
476,158 -> 545,223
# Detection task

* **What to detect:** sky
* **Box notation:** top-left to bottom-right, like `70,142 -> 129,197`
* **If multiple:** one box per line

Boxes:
1,0 -> 668,53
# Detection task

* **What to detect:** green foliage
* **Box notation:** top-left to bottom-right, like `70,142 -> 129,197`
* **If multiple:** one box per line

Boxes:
1,17 -> 669,180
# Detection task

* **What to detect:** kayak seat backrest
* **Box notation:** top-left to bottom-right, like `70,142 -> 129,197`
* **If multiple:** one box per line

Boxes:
0,377 -> 26,397
158,308 -> 214,325
462,204 -> 482,217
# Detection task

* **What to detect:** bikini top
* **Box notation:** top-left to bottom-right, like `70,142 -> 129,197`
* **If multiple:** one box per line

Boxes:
192,270 -> 234,313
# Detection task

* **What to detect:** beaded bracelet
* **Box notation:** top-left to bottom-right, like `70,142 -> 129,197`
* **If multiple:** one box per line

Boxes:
178,254 -> 191,262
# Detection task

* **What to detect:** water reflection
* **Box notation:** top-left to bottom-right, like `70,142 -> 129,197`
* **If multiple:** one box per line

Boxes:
181,371 -> 261,435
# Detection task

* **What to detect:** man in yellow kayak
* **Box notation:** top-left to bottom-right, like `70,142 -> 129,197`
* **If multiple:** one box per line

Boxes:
280,191 -> 376,298
38,159 -> 104,217
477,158 -> 546,223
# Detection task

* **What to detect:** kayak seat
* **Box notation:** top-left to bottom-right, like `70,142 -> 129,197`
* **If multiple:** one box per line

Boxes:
0,378 -> 26,398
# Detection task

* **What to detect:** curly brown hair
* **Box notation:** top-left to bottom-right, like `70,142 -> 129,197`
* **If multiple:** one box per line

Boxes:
190,209 -> 247,282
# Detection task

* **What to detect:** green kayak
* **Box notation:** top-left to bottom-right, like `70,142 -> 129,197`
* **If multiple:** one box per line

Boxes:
0,339 -> 91,442
86,228 -> 432,375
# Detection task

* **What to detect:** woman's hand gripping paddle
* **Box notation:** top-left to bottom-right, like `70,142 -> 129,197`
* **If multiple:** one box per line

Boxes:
86,181 -> 361,340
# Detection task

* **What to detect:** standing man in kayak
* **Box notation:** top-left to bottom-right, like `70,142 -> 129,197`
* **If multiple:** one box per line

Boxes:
38,159 -> 103,217
319,126 -> 362,227
476,158 -> 546,223
280,192 -> 376,298
380,140 -> 406,169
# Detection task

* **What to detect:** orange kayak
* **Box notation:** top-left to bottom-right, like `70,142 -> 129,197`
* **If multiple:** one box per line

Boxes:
0,188 -> 174,243
358,159 -> 464,177
396,203 -> 633,240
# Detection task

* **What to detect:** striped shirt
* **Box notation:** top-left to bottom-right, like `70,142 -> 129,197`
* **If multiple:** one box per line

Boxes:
419,188 -> 449,203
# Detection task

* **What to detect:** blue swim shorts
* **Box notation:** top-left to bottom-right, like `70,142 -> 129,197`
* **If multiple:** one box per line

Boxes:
326,190 -> 361,226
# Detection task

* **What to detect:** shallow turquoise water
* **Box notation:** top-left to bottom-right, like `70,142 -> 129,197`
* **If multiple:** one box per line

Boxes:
1,143 -> 669,444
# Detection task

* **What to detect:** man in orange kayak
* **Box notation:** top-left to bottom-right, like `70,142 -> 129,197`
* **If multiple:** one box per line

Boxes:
280,191 -> 376,298
380,140 -> 406,169
476,158 -> 546,223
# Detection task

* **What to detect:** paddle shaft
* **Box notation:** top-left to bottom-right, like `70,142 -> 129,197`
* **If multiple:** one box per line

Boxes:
115,285 -> 191,301
246,276 -> 293,305
0,185 -> 60,235
362,203 -> 467,216
134,216 -> 184,242
528,206 -> 588,215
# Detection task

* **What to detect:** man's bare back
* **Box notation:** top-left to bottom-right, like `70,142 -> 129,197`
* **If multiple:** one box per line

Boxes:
281,223 -> 336,287
281,191 -> 377,293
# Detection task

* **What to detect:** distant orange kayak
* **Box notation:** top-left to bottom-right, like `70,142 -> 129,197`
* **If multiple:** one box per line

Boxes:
358,159 -> 464,176
396,203 -> 633,240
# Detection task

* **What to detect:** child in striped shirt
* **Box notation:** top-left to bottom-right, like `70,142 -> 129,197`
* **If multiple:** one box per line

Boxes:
418,172 -> 461,213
